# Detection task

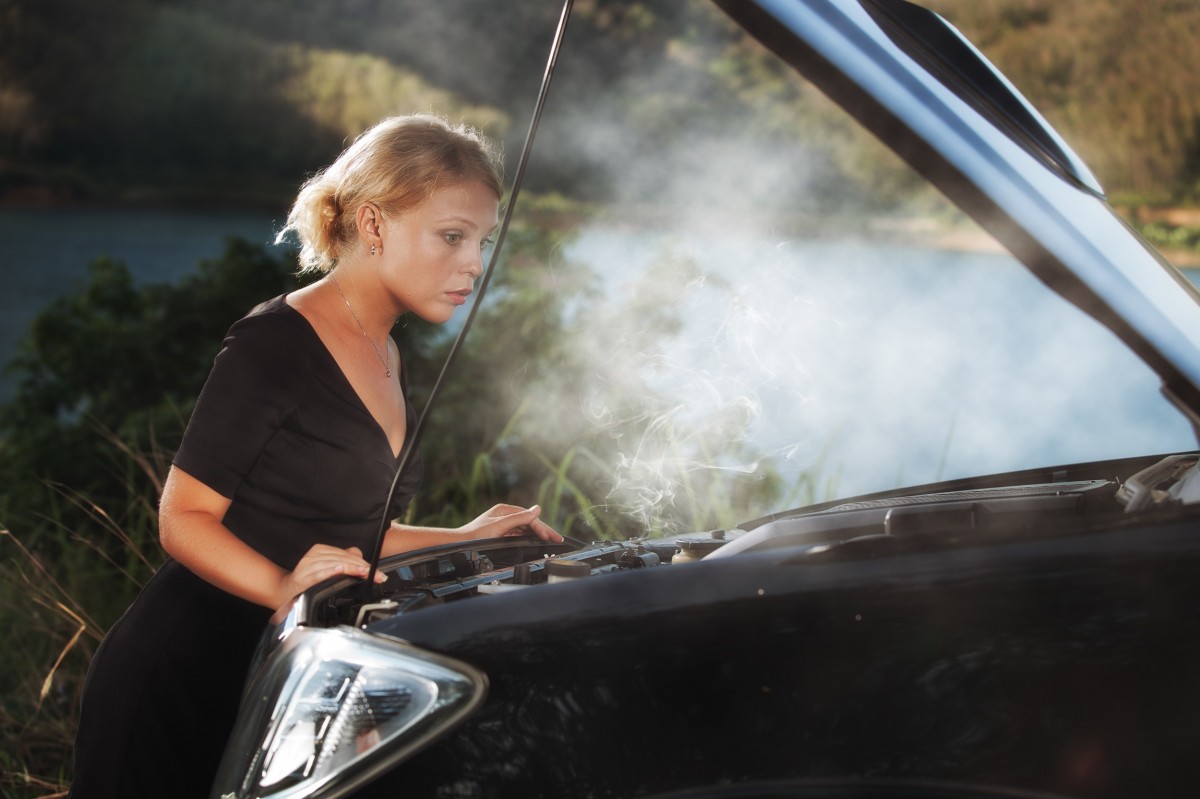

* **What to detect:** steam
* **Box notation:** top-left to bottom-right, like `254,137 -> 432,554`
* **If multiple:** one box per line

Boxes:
531,205 -> 1194,536
498,13 -> 1197,535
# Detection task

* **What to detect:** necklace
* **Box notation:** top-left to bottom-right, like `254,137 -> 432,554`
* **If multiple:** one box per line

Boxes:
330,273 -> 391,378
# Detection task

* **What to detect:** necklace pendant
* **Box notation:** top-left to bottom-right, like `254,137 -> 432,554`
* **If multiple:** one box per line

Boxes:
386,367 -> 393,378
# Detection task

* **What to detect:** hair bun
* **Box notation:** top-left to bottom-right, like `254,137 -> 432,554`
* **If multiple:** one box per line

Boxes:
321,193 -> 341,218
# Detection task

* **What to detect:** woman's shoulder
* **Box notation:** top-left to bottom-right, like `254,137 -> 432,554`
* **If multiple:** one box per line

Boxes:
212,294 -> 316,374
223,294 -> 310,345
235,293 -> 298,329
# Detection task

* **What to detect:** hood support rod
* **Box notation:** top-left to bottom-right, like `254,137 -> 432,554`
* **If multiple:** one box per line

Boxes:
363,0 -> 576,594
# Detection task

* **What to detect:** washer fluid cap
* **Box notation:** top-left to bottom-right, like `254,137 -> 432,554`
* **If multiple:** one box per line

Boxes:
673,532 -> 729,563
545,558 -> 591,582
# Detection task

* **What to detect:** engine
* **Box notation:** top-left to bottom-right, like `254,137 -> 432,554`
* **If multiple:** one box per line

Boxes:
308,534 -> 733,629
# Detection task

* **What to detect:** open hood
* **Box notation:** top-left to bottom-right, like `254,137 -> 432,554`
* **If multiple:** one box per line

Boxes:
713,0 -> 1200,429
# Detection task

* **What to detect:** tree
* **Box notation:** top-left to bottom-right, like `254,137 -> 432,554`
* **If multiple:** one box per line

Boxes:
0,239 -> 303,547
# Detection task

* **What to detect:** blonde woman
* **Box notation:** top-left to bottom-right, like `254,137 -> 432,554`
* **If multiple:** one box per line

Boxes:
69,114 -> 562,798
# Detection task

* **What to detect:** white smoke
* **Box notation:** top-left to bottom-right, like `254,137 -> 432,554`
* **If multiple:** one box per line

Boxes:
543,211 -> 1195,534
500,8 -> 1198,535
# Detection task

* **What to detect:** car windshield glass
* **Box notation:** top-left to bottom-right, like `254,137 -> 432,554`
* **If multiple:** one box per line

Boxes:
457,2 -> 1199,537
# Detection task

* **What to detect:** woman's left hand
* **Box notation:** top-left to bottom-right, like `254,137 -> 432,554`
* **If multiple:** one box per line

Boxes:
459,504 -> 564,543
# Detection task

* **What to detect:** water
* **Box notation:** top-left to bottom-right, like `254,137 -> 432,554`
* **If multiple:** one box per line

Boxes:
560,225 -> 1200,509
0,206 -> 288,400
3,206 -> 1199,509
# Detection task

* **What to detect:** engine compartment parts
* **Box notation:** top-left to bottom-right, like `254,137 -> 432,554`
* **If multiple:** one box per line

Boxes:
1117,454 -> 1200,511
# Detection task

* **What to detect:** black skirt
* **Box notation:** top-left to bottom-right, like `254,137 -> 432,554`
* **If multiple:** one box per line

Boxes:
68,559 -> 271,798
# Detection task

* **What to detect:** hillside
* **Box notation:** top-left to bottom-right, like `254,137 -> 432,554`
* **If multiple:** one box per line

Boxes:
927,0 -> 1200,204
1,0 -> 1197,207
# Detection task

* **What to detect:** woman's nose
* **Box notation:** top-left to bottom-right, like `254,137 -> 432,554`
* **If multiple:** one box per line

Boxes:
465,248 -> 485,277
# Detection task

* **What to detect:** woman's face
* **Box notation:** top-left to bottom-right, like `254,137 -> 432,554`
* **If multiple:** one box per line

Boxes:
378,180 -> 500,323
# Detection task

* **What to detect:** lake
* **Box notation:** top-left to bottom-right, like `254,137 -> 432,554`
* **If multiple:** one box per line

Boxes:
562,226 -> 1200,509
3,206 -> 1199,507
0,206 -> 289,400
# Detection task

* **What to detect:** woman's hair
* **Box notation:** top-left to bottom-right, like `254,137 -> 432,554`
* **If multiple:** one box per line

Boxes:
277,113 -> 504,274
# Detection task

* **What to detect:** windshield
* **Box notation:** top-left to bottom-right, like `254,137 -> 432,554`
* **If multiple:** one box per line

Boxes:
444,2 -> 1198,537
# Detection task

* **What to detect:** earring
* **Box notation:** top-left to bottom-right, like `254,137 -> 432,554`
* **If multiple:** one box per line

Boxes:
370,244 -> 377,256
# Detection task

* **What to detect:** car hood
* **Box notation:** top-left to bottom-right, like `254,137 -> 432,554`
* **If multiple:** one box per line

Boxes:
713,0 -> 1200,430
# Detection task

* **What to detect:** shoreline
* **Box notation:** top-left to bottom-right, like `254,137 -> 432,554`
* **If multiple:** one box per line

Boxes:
868,215 -> 1200,269
3,197 -> 1198,270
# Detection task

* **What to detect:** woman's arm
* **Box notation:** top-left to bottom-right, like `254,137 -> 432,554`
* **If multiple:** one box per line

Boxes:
381,503 -> 564,558
160,466 -> 382,610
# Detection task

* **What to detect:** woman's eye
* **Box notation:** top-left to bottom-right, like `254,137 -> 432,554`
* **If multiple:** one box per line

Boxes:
443,232 -> 463,245
480,237 -> 495,251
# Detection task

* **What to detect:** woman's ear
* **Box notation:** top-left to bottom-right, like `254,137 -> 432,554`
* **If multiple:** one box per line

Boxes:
356,202 -> 384,252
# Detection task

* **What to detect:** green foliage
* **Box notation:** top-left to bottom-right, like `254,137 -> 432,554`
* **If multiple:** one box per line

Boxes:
8,0 -> 1198,208
1134,220 -> 1200,254
926,0 -> 1200,203
0,241 -> 303,795
0,0 -> 509,205
0,239 -> 303,545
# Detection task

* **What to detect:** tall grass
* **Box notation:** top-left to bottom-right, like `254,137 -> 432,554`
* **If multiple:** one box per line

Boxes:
0,514 -> 153,799
1,419 -> 165,798
0,414 -> 830,797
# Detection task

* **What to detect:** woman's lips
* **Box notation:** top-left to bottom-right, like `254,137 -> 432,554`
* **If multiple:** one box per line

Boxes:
448,289 -> 472,306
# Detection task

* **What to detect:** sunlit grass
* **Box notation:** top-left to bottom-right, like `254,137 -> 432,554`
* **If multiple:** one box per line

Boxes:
0,423 -> 163,799
1,521 -> 126,799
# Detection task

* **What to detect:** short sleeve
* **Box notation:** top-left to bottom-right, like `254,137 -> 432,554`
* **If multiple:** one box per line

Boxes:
173,309 -> 302,499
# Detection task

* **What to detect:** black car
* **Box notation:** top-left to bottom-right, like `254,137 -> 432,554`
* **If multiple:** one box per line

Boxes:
211,1 -> 1200,797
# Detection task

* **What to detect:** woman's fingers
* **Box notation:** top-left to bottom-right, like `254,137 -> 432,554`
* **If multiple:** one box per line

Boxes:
292,544 -> 387,590
530,515 -> 565,542
485,504 -> 564,542
518,506 -> 564,542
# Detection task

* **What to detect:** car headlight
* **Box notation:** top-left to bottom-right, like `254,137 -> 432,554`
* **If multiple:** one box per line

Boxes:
211,625 -> 486,799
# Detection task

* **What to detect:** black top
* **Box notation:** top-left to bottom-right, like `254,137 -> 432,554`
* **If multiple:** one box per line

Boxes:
174,294 -> 422,569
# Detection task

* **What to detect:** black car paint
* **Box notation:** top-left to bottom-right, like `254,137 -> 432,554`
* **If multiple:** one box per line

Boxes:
353,461 -> 1200,798
641,782 -> 1077,799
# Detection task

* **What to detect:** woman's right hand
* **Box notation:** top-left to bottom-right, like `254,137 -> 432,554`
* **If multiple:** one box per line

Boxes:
161,467 -> 388,610
279,544 -> 386,603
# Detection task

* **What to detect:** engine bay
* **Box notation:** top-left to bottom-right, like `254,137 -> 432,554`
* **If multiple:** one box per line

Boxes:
309,538 -> 681,628
300,454 -> 1200,631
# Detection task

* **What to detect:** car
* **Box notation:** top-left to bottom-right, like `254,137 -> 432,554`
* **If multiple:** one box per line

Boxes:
210,1 -> 1200,797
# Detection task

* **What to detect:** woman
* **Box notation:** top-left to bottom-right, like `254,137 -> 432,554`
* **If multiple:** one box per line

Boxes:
69,114 -> 562,798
